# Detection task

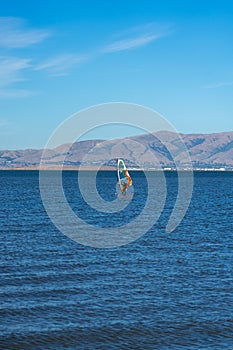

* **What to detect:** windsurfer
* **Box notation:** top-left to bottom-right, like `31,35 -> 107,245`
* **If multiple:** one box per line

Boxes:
121,170 -> 132,195
117,159 -> 132,196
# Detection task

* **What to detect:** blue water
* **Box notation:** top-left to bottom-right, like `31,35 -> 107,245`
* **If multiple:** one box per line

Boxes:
0,171 -> 233,349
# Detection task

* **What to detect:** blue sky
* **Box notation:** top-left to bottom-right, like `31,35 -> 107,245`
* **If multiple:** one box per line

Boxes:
0,0 -> 232,149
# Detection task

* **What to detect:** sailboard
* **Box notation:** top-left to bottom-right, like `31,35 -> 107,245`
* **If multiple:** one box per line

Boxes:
117,159 -> 132,194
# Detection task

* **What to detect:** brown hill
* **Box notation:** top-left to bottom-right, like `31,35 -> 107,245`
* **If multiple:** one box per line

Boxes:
1,131 -> 233,169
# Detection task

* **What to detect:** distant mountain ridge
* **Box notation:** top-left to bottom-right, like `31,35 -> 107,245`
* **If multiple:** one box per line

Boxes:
1,131 -> 233,170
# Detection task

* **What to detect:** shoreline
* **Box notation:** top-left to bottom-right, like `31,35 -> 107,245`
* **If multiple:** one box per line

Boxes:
0,167 -> 233,172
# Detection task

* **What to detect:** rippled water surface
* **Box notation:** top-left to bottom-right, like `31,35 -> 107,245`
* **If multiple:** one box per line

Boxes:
0,170 -> 233,349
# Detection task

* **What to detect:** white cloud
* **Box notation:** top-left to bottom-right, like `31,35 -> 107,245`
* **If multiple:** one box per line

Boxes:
0,89 -> 35,99
0,18 -> 50,98
0,17 -> 50,48
0,56 -> 31,87
0,20 -> 171,99
35,54 -> 87,76
103,34 -> 162,53
0,120 -> 7,127
102,23 -> 171,53
203,81 -> 233,89
0,56 -> 34,98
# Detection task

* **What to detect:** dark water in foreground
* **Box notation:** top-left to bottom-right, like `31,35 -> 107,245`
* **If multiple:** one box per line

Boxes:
0,171 -> 233,349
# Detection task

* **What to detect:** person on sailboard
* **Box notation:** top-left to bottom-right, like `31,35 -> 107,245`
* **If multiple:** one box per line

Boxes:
121,170 -> 132,195
117,159 -> 132,196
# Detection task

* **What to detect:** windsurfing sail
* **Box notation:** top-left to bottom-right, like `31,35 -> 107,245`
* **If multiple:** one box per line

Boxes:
117,159 -> 132,194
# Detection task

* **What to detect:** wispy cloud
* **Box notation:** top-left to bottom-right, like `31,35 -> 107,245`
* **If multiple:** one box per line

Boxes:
0,56 -> 31,87
0,89 -> 35,98
0,56 -> 33,99
0,17 -> 50,48
103,33 -> 162,53
35,53 -> 87,76
0,17 -> 50,98
0,120 -> 7,127
203,81 -> 233,89
0,19 -> 171,98
102,23 -> 171,53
